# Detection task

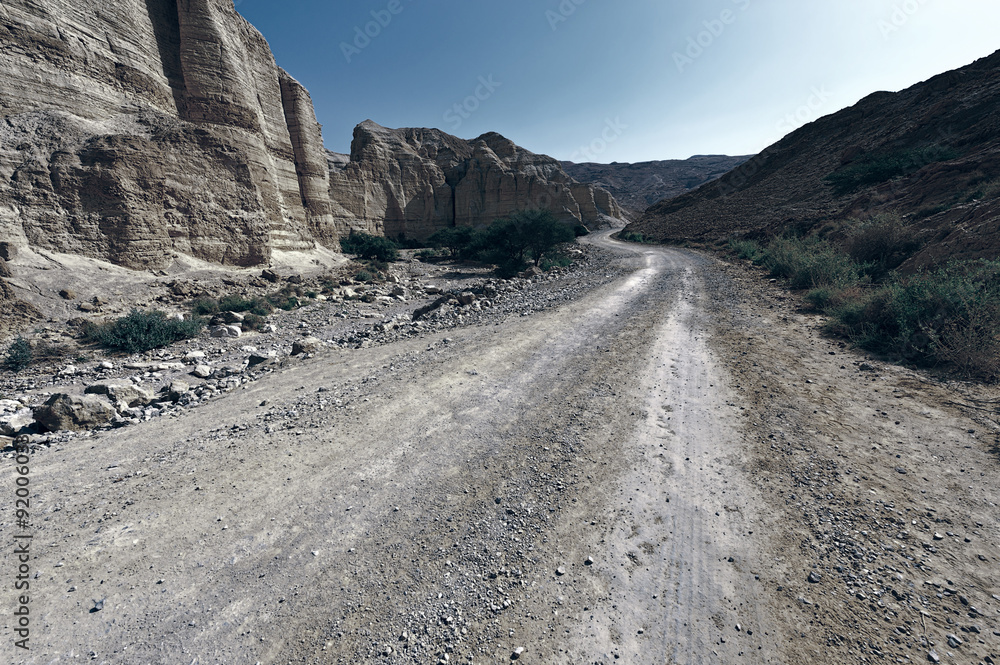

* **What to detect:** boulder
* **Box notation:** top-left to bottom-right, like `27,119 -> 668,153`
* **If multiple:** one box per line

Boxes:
33,394 -> 116,432
59,289 -> 77,300
261,269 -> 281,283
457,292 -> 477,306
211,325 -> 243,338
0,242 -> 17,261
191,365 -> 213,379
84,383 -> 154,410
0,408 -> 35,436
291,337 -> 323,356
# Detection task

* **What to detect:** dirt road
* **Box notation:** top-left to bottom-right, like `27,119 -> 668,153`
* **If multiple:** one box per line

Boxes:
4,232 -> 998,664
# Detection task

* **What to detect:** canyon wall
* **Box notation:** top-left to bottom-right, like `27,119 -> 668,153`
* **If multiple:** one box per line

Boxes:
327,121 -> 623,240
0,0 -> 329,268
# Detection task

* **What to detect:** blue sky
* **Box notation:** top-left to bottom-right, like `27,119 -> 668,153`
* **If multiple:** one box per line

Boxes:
236,0 -> 1000,163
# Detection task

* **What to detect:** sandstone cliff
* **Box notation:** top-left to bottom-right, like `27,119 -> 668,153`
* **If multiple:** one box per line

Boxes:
0,0 -> 331,268
327,121 -> 623,241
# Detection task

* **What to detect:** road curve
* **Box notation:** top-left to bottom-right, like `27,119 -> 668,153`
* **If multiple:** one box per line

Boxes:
8,233 -> 786,664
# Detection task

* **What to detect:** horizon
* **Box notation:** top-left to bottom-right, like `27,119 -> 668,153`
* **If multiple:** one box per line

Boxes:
237,0 -> 1000,164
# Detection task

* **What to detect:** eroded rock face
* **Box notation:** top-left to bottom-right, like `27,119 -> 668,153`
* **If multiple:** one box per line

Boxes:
328,122 -> 624,240
0,0 -> 328,268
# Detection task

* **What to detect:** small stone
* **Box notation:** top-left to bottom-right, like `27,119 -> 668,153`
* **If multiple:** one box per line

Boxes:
933,533 -> 944,540
511,647 -> 525,660
807,571 -> 822,584
946,633 -> 962,648
59,289 -> 76,300
556,567 -> 566,576
584,556 -> 594,566
927,650 -> 940,663
261,269 -> 281,283
291,337 -> 322,356
191,365 -> 213,379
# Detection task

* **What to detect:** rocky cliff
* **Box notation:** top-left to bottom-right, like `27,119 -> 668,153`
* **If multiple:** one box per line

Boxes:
327,121 -> 623,241
562,155 -> 751,215
0,0 -> 332,268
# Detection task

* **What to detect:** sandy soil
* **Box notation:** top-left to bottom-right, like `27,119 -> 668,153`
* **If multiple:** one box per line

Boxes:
2,232 -> 997,664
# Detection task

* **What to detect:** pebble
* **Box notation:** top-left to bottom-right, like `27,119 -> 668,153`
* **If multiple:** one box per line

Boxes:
556,566 -> 566,576
807,571 -> 822,583
927,650 -> 940,663
511,647 -> 525,660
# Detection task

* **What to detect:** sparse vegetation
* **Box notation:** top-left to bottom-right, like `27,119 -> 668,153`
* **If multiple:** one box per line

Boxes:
191,294 -> 273,317
84,309 -> 205,353
727,224 -> 1000,380
424,211 -> 576,276
3,337 -> 32,372
340,231 -> 400,262
825,144 -> 959,196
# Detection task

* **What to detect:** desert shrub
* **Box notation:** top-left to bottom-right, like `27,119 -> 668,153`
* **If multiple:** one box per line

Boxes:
32,342 -> 70,363
219,294 -> 273,316
761,237 -> 864,290
728,238 -> 764,262
827,260 -> 1000,378
355,270 -> 374,283
415,248 -> 441,262
85,309 -> 205,353
619,231 -> 646,244
340,231 -> 399,262
825,144 -> 959,196
843,212 -> 922,279
428,227 -> 480,258
191,297 -> 219,316
242,313 -> 268,331
3,337 -> 32,372
540,256 -> 573,271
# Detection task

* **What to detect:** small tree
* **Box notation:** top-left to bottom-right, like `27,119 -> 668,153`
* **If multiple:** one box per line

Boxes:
339,231 -> 399,262
516,210 -> 575,265
428,227 -> 479,258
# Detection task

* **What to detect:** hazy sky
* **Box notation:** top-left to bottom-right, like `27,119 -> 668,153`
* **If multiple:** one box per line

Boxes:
236,0 -> 1000,163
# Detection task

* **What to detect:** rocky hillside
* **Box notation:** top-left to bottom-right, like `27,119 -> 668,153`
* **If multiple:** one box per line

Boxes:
562,155 -> 750,215
326,121 -> 623,242
626,50 -> 1000,269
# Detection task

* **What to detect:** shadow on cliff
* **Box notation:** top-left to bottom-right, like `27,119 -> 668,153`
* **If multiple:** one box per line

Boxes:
144,0 -> 188,114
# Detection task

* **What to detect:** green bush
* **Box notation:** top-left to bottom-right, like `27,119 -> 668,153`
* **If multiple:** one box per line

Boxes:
428,227 -> 481,259
827,260 -> 1000,379
85,309 -> 205,353
761,237 -> 864,290
728,238 -> 764,262
191,297 -> 219,316
843,213 -> 921,279
355,270 -> 374,283
219,295 -> 273,316
3,337 -> 32,372
242,313 -> 268,331
340,231 -> 399,262
825,145 -> 959,196
619,231 -> 646,243
540,256 -> 573,271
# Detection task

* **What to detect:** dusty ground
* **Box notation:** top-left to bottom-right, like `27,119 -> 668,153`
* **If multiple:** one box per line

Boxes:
2,232 -> 998,664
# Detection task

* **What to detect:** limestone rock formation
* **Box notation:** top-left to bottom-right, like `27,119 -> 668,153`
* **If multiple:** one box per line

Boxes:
327,121 -> 623,240
0,0 -> 330,268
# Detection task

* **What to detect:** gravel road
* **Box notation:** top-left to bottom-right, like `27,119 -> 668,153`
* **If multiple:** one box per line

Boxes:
3,232 -> 998,664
